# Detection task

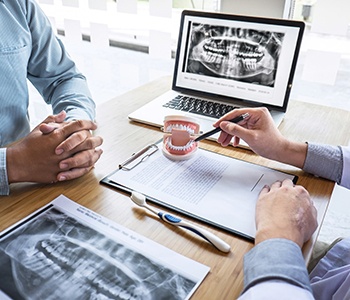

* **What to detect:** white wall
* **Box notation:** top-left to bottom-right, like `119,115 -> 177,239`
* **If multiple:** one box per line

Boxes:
219,0 -> 293,19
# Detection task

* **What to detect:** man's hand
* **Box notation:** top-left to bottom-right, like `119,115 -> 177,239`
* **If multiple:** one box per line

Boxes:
48,120 -> 103,181
255,179 -> 318,248
6,112 -> 103,184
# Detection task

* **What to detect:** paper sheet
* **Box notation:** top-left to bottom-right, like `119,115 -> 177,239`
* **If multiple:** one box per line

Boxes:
108,143 -> 296,239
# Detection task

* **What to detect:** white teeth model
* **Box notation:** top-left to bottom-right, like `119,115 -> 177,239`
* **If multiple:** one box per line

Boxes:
166,139 -> 194,151
165,124 -> 195,135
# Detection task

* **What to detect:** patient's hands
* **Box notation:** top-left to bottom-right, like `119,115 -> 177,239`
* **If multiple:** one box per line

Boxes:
255,179 -> 318,248
7,111 -> 103,184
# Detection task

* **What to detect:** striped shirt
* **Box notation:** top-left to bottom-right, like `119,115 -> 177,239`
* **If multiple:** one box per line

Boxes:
0,0 -> 96,195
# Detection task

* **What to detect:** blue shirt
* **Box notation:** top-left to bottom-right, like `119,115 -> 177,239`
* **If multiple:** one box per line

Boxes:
0,0 -> 96,195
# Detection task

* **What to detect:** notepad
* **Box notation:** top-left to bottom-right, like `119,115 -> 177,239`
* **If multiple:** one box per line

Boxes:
101,142 -> 297,240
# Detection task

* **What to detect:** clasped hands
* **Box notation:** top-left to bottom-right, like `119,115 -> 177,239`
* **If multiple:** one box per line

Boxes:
7,111 -> 103,184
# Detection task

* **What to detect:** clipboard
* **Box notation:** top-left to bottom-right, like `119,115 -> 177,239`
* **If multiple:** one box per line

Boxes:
101,141 -> 297,240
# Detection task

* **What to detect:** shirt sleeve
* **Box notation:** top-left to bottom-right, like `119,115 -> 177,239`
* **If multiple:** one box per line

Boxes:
303,143 -> 343,184
340,146 -> 350,189
0,148 -> 10,196
303,143 -> 350,189
240,239 -> 313,297
238,281 -> 314,300
25,0 -> 96,121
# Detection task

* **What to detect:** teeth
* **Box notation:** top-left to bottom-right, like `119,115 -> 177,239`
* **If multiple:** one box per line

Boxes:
3,207 -> 199,300
200,36 -> 267,75
165,124 -> 195,134
5,235 -> 151,300
167,139 -> 195,151
243,58 -> 257,70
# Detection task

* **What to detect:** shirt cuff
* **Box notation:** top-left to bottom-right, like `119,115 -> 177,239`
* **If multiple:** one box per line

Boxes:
0,148 -> 10,195
242,239 -> 312,294
64,107 -> 94,122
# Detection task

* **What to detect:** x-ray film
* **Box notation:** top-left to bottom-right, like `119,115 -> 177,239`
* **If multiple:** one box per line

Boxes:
0,195 -> 209,300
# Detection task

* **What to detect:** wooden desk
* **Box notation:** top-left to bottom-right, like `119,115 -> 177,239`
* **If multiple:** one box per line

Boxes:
1,76 -> 350,299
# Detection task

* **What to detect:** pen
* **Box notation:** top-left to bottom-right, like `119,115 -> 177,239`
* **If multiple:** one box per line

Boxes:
194,112 -> 249,142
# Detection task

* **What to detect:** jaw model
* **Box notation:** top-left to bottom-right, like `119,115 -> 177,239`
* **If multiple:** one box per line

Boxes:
163,115 -> 200,160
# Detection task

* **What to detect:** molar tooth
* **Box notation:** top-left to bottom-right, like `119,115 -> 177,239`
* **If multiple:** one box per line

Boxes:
96,293 -> 110,300
41,241 -> 49,248
119,289 -> 131,299
39,264 -> 55,279
46,245 -> 54,253
110,285 -> 122,297
45,258 -> 54,266
37,252 -> 46,259
52,264 -> 61,272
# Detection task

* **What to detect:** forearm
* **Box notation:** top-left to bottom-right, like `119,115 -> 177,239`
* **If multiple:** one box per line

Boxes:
273,141 -> 344,186
50,72 -> 96,121
271,139 -> 307,169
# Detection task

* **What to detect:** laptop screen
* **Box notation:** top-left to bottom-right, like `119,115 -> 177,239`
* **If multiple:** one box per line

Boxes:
172,10 -> 304,111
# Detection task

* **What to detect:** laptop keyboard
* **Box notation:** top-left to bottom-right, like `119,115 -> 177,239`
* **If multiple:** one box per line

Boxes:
163,95 -> 238,119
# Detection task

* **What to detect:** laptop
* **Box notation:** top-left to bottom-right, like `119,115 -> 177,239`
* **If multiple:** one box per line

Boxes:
129,10 -> 305,142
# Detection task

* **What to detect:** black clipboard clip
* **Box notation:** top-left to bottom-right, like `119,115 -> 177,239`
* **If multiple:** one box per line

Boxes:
118,143 -> 159,171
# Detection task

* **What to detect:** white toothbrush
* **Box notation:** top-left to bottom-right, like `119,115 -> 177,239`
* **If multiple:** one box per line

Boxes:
130,191 -> 231,253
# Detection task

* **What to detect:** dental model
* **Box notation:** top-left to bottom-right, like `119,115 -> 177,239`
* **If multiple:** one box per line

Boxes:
162,115 -> 200,160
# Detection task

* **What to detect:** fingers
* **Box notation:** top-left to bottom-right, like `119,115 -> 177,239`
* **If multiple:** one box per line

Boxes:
35,111 -> 67,134
217,119 -> 251,147
55,121 -> 100,154
56,133 -> 103,155
216,122 -> 240,146
46,119 -> 103,181
256,178 -> 317,247
41,110 -> 66,124
213,108 -> 248,126
57,148 -> 103,181
39,122 -> 62,134
265,179 -> 293,190
57,166 -> 94,182
59,148 -> 103,170
55,130 -> 88,155
55,119 -> 98,141
258,185 -> 270,197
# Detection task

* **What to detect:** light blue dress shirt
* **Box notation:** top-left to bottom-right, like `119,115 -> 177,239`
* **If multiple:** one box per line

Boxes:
0,0 -> 96,195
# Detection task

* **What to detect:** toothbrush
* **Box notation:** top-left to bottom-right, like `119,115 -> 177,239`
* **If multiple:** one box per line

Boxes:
130,191 -> 231,253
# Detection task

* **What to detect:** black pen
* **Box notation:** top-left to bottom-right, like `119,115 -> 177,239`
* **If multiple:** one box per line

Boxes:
194,113 -> 249,142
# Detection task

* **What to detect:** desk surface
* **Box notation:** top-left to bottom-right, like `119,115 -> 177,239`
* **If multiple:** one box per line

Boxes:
1,76 -> 350,299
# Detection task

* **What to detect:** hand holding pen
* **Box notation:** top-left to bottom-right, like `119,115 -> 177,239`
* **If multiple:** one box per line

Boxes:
194,113 -> 249,142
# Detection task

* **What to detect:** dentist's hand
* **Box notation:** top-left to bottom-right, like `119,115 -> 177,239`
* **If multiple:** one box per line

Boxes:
255,179 -> 318,248
214,107 -> 307,169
